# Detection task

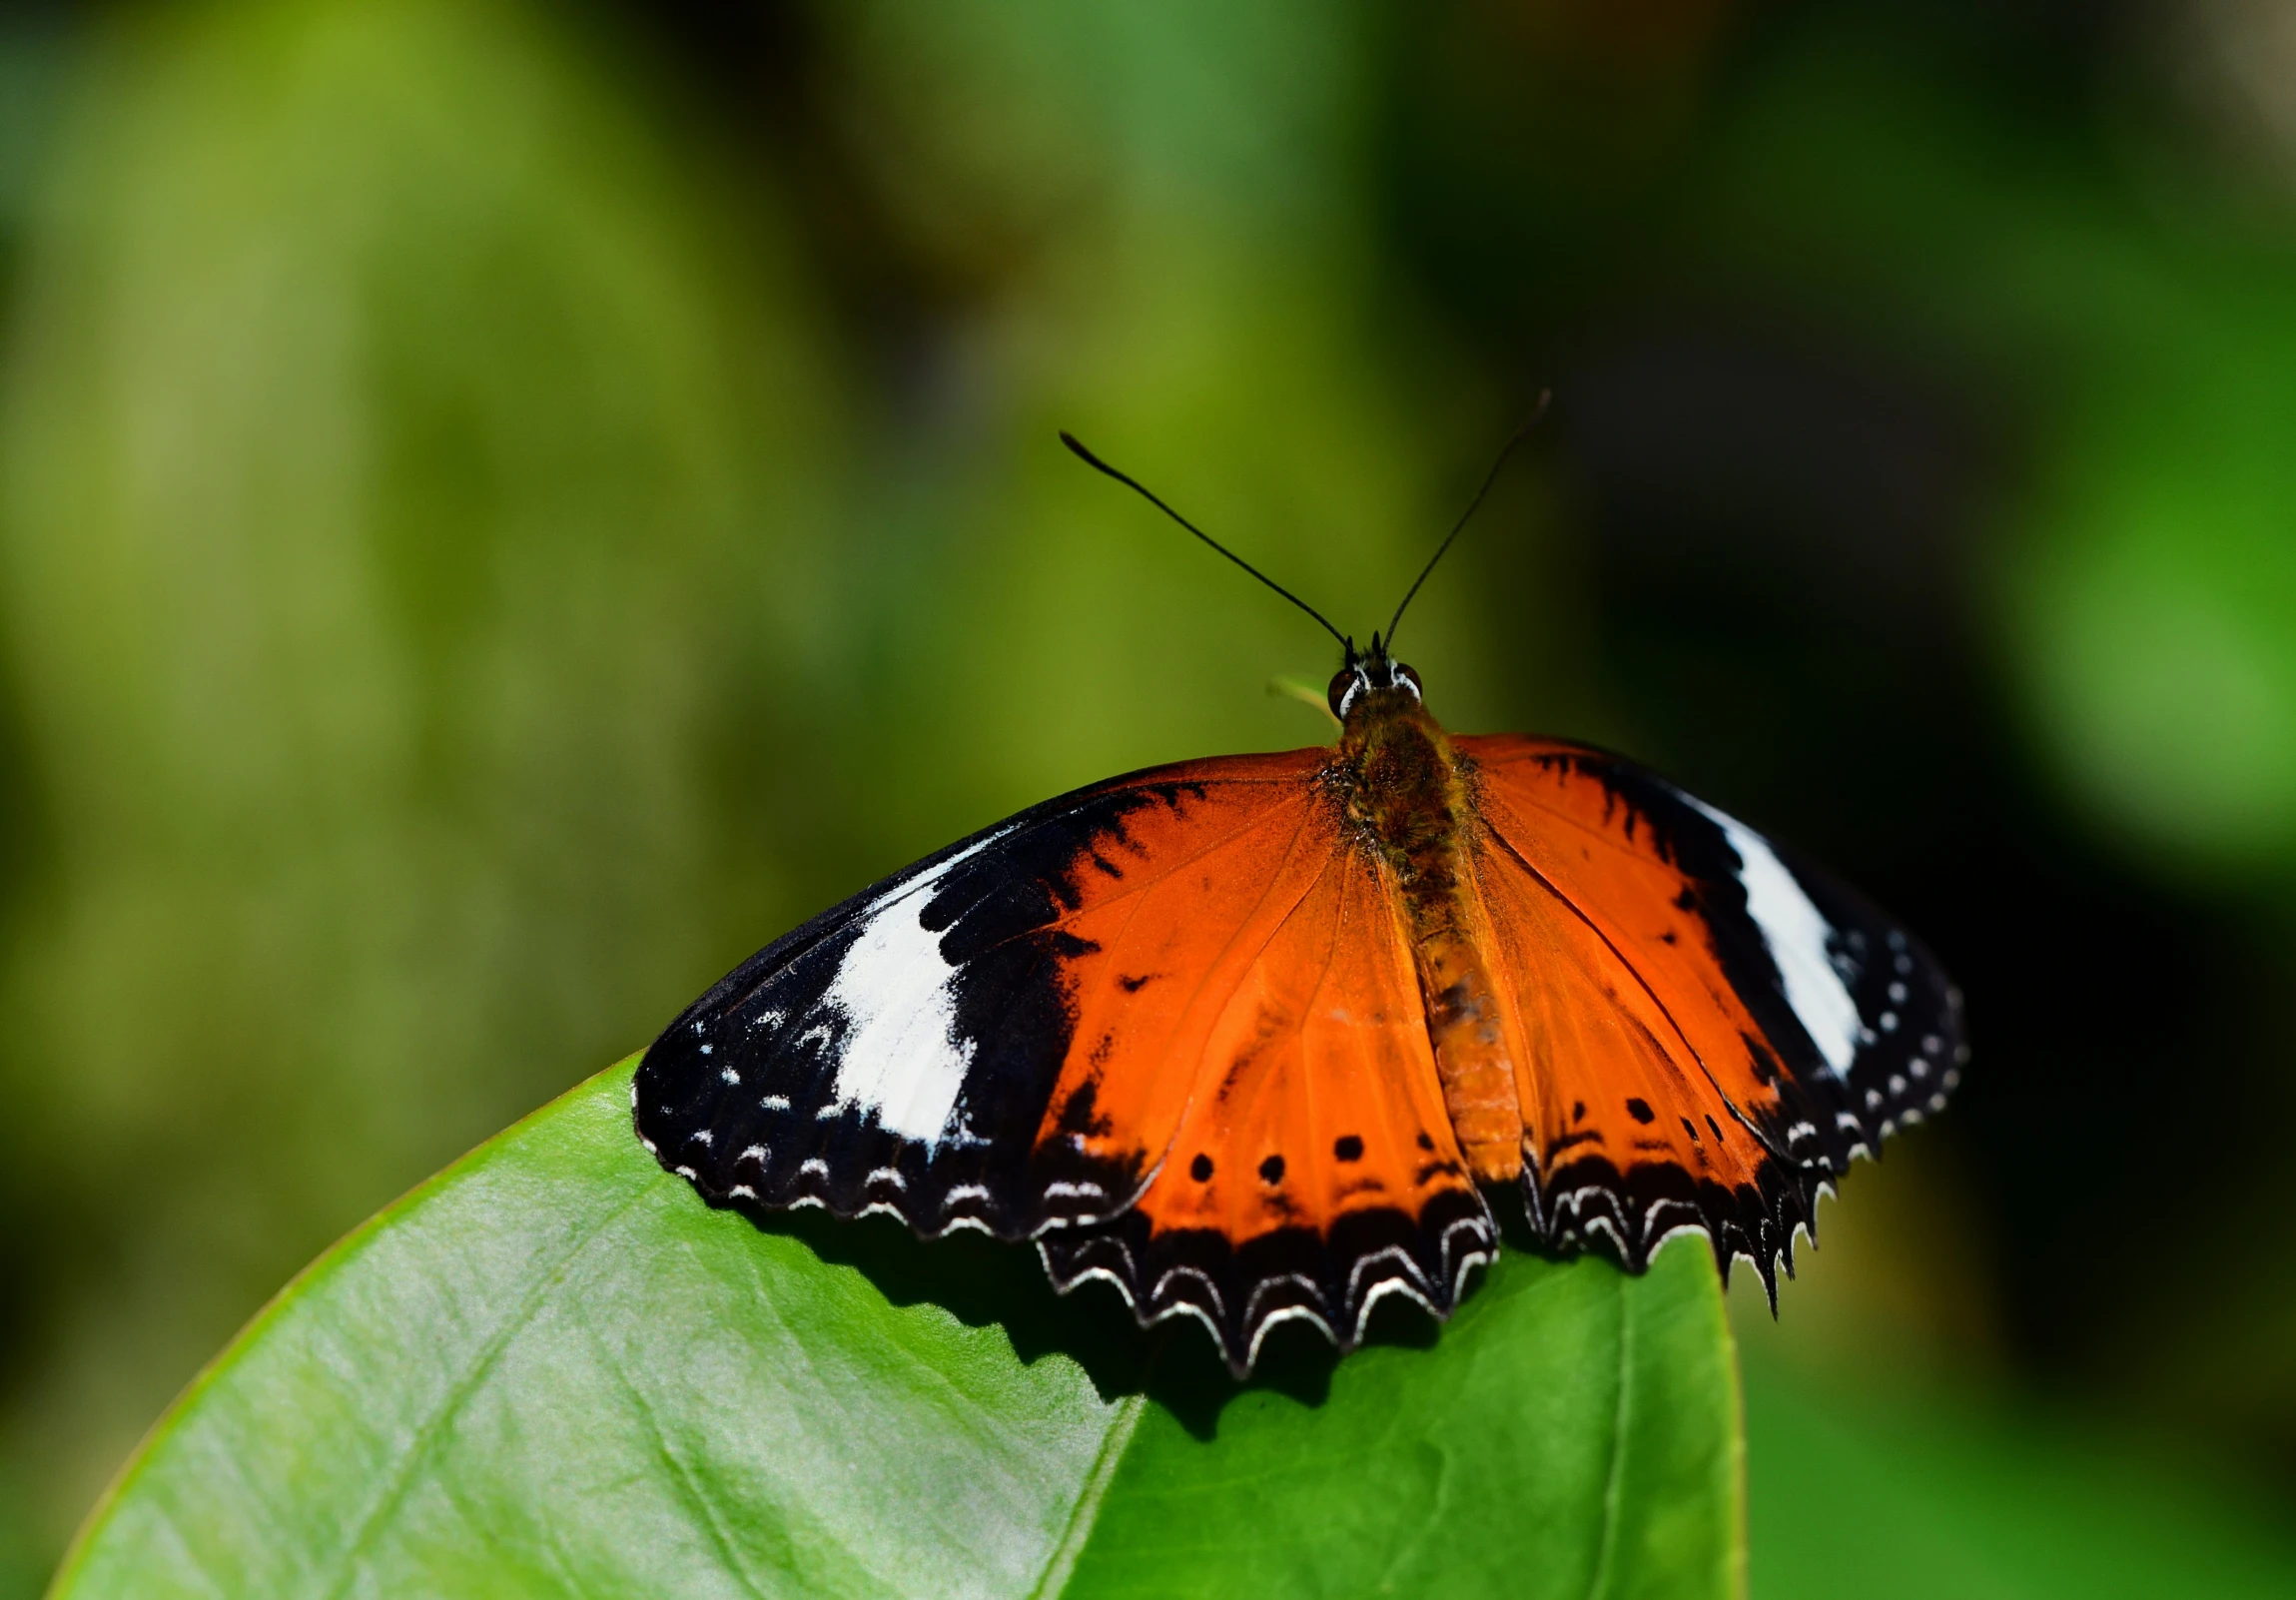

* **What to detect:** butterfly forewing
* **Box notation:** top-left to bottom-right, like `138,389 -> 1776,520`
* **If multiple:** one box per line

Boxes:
636,754 -> 1343,1239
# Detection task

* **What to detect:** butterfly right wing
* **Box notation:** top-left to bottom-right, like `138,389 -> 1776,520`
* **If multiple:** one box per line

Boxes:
1457,734 -> 1965,1290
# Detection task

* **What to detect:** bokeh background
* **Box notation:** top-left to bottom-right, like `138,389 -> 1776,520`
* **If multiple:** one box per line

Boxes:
0,0 -> 2292,1592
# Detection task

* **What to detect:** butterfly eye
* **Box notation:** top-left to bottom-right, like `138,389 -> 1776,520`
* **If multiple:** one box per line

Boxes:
1327,667 -> 1365,719
1394,662 -> 1422,699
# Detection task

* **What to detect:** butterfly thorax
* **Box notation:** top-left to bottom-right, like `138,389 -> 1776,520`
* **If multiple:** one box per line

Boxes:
1335,686 -> 1526,1184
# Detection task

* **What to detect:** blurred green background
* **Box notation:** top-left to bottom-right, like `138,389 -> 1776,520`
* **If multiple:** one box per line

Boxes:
0,0 -> 2292,1592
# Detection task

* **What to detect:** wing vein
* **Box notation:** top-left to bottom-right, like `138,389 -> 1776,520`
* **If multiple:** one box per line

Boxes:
1128,800 -> 1339,1202
1476,805 -> 1795,1167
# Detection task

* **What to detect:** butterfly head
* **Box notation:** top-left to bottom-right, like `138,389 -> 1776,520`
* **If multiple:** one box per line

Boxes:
1327,633 -> 1422,721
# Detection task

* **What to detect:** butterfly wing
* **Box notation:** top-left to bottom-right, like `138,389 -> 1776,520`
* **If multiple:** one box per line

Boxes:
636,748 -> 1494,1373
1456,735 -> 1965,1291
1035,818 -> 1494,1375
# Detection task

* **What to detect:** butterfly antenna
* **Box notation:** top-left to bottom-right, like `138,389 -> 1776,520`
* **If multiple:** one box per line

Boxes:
1384,389 -> 1551,649
1061,431 -> 1351,652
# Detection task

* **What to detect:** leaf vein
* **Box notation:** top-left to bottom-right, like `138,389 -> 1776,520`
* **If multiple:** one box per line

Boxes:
316,1182 -> 654,1598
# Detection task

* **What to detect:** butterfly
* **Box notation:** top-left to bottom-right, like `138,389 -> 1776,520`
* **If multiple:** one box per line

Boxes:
635,416 -> 1965,1377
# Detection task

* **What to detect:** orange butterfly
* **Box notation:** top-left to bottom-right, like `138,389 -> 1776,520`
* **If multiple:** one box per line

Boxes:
636,418 -> 1965,1376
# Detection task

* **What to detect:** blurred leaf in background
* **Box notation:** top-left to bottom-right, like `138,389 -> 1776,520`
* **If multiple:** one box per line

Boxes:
1665,4 -> 2296,1469
1679,8 -> 2296,885
0,0 -> 844,1557
812,0 -> 1524,843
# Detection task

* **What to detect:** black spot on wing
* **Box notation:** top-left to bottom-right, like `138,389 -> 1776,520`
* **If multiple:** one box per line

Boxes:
1053,1075 -> 1113,1139
1744,1036 -> 1782,1088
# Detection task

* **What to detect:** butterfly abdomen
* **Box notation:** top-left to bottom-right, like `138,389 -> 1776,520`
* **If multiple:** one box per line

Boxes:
1339,690 -> 1525,1184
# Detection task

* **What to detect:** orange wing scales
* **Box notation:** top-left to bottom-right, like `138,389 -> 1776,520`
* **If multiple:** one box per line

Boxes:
637,687 -> 1963,1375
1036,815 -> 1494,1371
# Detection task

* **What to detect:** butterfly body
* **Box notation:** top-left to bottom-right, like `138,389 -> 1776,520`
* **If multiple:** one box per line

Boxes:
1333,679 -> 1523,1184
636,647 -> 1963,1375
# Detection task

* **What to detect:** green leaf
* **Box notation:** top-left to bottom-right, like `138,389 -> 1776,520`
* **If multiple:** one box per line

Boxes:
1061,1229 -> 1744,1598
52,1059 -> 1744,1599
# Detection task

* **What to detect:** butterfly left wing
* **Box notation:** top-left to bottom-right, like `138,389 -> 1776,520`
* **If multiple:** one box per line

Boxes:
636,748 -> 1495,1373
637,752 -> 1325,1238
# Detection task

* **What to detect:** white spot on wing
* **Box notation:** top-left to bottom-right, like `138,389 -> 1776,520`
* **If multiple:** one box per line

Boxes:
1685,795 -> 1862,1076
820,826 -> 1014,1148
